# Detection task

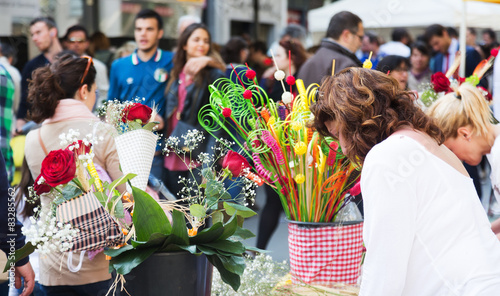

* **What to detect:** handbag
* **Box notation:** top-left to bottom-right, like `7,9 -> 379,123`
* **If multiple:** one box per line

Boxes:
56,191 -> 125,251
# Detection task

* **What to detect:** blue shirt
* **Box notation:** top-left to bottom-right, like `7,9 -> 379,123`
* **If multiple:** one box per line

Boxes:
108,49 -> 174,113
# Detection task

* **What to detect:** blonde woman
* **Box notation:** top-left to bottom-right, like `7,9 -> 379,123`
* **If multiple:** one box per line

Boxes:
427,82 -> 500,238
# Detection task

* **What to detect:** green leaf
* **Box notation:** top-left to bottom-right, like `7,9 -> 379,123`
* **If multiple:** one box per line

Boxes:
232,226 -> 256,240
93,191 -> 107,205
202,240 -> 245,255
212,211 -> 224,225
223,202 -> 257,218
169,209 -> 189,246
196,245 -> 218,255
189,204 -> 206,218
130,232 -> 167,248
217,214 -> 238,241
3,242 -> 35,272
129,121 -> 142,130
104,244 -> 134,257
207,255 -> 241,291
178,245 -> 198,254
206,180 -> 223,199
142,121 -> 159,131
109,173 -> 137,192
60,185 -> 84,201
201,168 -> 215,180
189,222 -> 224,244
109,246 -> 159,275
132,185 -> 171,242
112,198 -> 125,219
218,255 -> 245,275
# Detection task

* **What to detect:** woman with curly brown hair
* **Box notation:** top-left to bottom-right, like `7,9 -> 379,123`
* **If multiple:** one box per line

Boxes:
310,67 -> 500,296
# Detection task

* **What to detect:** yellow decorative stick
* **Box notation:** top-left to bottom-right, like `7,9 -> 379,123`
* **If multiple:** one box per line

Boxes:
331,59 -> 336,76
87,155 -> 103,192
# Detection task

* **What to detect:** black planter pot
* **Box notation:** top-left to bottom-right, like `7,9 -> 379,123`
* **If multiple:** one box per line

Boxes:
124,252 -> 213,296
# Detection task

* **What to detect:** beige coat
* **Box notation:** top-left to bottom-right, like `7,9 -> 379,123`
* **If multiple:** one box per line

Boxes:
24,118 -> 122,286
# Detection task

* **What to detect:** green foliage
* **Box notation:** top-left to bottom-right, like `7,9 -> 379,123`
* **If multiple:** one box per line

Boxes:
105,185 -> 262,292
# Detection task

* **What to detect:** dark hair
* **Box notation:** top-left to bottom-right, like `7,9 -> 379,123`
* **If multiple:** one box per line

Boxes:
28,52 -> 96,123
280,24 -> 307,43
221,37 -> 248,64
171,23 -> 212,85
468,27 -> 477,36
447,27 -> 459,39
63,24 -> 89,41
90,31 -> 111,50
482,28 -> 497,41
424,24 -> 446,42
309,68 -> 444,164
0,43 -> 15,59
376,55 -> 410,73
365,31 -> 380,46
392,28 -> 410,42
279,40 -> 308,73
249,41 -> 267,54
15,157 -> 37,218
135,9 -> 163,30
411,41 -> 431,57
326,11 -> 362,40
30,16 -> 57,30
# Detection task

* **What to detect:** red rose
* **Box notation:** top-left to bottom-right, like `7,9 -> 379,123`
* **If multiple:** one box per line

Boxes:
431,72 -> 452,93
34,175 -> 51,195
66,140 -> 92,157
121,103 -> 152,123
222,151 -> 251,177
40,149 -> 76,187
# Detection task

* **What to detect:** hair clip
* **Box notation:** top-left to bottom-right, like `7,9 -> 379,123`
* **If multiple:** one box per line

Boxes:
454,93 -> 462,100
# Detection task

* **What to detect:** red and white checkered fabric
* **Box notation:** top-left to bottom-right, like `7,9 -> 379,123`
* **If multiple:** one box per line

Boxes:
288,222 -> 364,286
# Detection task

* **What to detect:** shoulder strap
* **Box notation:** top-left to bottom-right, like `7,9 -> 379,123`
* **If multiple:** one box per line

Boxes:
38,127 -> 49,156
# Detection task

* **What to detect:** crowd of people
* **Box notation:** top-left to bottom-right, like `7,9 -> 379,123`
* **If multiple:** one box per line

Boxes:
1,7 -> 500,296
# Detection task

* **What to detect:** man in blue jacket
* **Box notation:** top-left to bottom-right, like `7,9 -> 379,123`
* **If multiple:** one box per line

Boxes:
425,24 -> 482,78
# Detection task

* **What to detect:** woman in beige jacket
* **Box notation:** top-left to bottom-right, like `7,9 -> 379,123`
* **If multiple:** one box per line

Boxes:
21,53 -> 122,295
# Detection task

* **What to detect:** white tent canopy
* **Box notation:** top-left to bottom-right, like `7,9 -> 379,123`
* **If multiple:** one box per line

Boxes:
308,0 -> 500,33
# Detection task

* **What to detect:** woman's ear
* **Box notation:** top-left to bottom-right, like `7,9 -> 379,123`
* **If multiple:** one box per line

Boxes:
457,126 -> 472,142
77,84 -> 90,101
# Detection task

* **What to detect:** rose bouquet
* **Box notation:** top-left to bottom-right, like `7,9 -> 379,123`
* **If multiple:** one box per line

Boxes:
197,65 -> 360,222
5,129 -> 126,271
98,99 -> 159,191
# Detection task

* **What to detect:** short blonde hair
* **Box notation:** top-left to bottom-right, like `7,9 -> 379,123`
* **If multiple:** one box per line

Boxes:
426,83 -> 493,139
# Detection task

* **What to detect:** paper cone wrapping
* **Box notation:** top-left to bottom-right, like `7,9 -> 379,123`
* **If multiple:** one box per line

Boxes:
114,129 -> 158,192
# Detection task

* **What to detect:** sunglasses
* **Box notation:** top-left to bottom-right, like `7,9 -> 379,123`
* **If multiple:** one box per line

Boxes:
80,56 -> 93,85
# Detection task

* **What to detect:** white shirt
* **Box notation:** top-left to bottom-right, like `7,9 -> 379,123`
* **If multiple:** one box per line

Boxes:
442,38 -> 459,73
379,41 -> 411,58
487,133 -> 500,204
92,58 -> 109,109
360,135 -> 500,296
492,56 -> 500,119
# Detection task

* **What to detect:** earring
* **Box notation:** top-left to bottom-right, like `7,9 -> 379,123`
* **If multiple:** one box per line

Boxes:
84,96 -> 87,100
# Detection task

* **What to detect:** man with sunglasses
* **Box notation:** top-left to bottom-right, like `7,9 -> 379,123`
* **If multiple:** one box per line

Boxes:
297,11 -> 364,86
15,17 -> 62,135
63,25 -> 109,109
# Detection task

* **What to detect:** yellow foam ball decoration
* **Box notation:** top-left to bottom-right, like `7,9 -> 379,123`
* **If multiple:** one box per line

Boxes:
294,174 -> 305,184
294,141 -> 307,155
291,121 -> 303,131
363,60 -> 373,69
